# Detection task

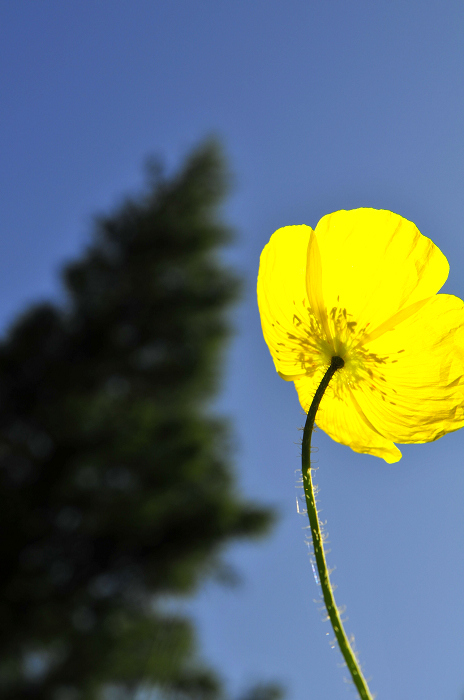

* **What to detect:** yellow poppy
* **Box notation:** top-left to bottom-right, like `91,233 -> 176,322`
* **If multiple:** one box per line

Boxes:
257,208 -> 464,463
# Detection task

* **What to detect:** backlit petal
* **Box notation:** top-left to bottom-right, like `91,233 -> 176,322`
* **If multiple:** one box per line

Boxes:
354,294 -> 464,443
309,209 -> 449,337
294,373 -> 402,463
257,225 -> 323,379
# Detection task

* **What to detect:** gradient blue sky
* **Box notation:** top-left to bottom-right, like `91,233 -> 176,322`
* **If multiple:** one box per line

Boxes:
2,2 -> 464,699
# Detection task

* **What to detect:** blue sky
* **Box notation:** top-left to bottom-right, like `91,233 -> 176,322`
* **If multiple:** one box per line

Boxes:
2,2 -> 464,699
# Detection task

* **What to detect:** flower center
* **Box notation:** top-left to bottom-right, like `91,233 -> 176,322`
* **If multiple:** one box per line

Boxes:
289,302 -> 389,390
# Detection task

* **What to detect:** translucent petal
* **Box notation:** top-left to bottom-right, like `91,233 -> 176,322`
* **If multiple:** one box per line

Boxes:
294,373 -> 402,463
354,294 -> 464,443
257,225 -> 323,379
308,209 -> 449,338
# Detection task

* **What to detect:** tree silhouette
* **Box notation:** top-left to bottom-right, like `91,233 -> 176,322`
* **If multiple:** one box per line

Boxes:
0,140 -> 278,700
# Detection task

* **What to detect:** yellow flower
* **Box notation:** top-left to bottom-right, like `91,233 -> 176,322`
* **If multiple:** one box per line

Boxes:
257,208 -> 464,463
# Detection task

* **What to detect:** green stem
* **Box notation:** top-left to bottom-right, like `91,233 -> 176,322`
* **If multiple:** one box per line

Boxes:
301,355 -> 373,700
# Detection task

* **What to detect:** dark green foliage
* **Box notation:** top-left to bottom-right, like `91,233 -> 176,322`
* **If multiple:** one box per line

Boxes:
238,684 -> 285,700
0,141 -> 276,699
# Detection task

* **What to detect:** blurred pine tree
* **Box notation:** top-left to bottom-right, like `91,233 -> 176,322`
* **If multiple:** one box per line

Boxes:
0,140 -> 278,700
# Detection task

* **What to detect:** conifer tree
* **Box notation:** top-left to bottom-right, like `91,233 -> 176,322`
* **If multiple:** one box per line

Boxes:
0,140 -> 278,700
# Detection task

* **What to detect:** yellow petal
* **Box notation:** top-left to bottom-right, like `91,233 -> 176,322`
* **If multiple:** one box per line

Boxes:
354,294 -> 464,443
257,225 -> 323,379
309,209 -> 449,338
294,372 -> 402,463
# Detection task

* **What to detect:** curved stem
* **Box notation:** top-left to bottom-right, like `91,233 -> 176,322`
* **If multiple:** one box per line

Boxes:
301,355 -> 373,700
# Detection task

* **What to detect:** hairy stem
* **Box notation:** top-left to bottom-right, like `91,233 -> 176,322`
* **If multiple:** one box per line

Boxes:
301,355 -> 373,700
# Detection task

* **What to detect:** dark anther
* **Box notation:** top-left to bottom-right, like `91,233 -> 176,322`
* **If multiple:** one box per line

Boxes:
331,355 -> 345,369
